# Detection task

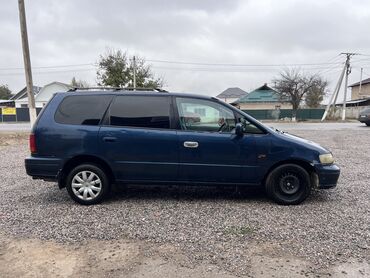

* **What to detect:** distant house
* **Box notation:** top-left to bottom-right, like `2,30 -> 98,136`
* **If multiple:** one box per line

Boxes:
10,86 -> 42,101
0,86 -> 41,107
216,87 -> 248,104
0,99 -> 15,107
233,84 -> 291,110
15,82 -> 71,108
349,77 -> 370,100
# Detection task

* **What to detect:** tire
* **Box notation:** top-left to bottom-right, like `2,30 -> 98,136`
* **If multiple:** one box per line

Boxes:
366,123 -> 370,126
66,163 -> 110,205
265,164 -> 311,205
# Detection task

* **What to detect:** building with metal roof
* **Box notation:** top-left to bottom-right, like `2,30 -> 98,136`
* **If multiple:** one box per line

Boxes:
349,77 -> 370,100
335,97 -> 370,107
233,84 -> 291,110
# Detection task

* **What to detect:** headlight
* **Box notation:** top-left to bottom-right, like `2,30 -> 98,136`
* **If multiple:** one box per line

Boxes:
319,153 -> 334,164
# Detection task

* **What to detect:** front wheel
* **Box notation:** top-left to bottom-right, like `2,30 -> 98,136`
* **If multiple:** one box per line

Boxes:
66,164 -> 110,205
265,164 -> 311,205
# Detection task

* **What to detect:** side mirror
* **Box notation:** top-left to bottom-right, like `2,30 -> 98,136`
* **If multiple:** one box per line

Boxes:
235,123 -> 243,136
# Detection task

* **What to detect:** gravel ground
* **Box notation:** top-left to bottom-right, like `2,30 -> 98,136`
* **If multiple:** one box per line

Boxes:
0,128 -> 369,276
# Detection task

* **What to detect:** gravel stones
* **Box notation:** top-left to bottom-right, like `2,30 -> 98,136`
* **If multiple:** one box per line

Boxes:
0,127 -> 369,276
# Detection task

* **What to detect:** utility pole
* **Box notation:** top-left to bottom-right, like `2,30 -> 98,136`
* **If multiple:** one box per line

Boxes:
133,56 -> 136,90
321,62 -> 346,121
359,67 -> 363,96
322,52 -> 357,121
18,0 -> 36,126
333,66 -> 345,106
341,52 -> 356,121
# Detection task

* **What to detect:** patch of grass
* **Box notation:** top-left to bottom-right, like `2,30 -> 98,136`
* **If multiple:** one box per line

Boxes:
224,226 -> 254,236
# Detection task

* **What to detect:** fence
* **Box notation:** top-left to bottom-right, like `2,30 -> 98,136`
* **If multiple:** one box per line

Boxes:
242,109 -> 325,120
328,106 -> 363,119
0,107 -> 42,123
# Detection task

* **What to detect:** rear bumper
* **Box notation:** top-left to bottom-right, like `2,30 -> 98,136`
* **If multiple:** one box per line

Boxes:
25,156 -> 62,181
314,163 -> 340,189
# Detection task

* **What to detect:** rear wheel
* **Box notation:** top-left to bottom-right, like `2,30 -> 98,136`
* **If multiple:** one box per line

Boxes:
66,164 -> 110,205
265,164 -> 311,205
366,123 -> 370,126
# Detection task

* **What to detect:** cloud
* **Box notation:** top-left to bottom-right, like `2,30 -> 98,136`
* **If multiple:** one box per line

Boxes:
0,0 -> 369,99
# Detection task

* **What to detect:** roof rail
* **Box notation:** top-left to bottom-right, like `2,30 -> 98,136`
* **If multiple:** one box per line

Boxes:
68,86 -> 168,93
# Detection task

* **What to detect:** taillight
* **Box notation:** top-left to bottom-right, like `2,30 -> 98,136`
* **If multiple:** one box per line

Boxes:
29,133 -> 36,154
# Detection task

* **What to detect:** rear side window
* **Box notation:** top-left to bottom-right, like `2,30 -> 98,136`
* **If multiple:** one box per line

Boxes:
109,96 -> 170,129
55,95 -> 112,125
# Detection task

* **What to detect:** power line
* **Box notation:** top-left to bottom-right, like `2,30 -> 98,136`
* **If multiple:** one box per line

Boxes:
0,68 -> 95,77
147,58 -> 342,67
0,62 -> 342,75
316,61 -> 344,75
354,66 -> 370,77
0,63 -> 95,71
1,53 -> 368,72
151,65 -> 340,73
0,60 -> 342,72
0,55 -> 360,76
0,65 -> 345,76
351,57 -> 370,63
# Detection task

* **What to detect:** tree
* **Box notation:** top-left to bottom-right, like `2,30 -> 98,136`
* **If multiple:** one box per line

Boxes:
273,69 -> 327,119
96,49 -> 163,88
0,85 -> 12,100
305,78 -> 328,108
70,77 -> 89,88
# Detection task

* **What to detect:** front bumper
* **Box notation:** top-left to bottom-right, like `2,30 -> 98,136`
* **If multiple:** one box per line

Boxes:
358,115 -> 370,123
359,119 -> 370,124
314,163 -> 340,189
25,156 -> 62,181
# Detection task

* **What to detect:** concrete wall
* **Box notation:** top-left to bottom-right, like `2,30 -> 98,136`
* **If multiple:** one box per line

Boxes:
330,106 -> 367,119
351,83 -> 370,100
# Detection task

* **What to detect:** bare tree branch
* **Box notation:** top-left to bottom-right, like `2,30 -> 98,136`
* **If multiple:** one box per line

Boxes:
273,69 -> 328,118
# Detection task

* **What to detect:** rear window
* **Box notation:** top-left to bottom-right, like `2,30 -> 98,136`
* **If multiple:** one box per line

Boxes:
55,95 -> 112,125
109,95 -> 170,129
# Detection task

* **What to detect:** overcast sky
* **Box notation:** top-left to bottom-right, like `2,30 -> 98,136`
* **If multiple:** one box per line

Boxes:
1,0 -> 370,99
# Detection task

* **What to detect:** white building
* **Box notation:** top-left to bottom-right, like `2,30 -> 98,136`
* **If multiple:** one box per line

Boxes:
15,82 -> 71,108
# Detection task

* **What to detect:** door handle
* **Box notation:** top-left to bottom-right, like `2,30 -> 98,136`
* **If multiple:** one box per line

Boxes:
102,136 -> 117,142
183,141 -> 199,148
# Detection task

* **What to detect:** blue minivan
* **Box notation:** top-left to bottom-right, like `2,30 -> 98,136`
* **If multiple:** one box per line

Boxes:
25,90 -> 340,205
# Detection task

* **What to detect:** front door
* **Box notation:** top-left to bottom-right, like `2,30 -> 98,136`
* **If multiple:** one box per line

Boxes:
175,97 -> 257,184
99,95 -> 178,183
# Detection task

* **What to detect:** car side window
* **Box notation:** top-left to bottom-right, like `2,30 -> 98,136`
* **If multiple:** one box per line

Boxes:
55,95 -> 113,125
108,95 -> 170,129
176,97 -> 236,133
